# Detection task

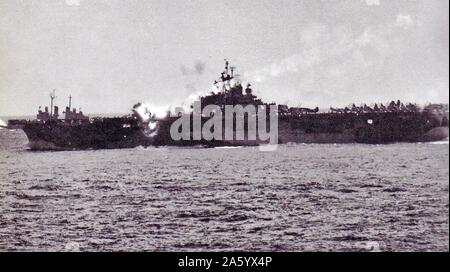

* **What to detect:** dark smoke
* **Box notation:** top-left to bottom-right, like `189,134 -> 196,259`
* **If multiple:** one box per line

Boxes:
194,61 -> 205,74
180,60 -> 206,76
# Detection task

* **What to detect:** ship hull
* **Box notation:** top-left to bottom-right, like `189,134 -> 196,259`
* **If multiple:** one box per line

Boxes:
22,118 -> 153,151
151,111 -> 449,146
18,111 -> 449,150
278,112 -> 449,144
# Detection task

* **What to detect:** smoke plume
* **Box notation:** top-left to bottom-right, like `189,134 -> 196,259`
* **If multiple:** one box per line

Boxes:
180,60 -> 206,76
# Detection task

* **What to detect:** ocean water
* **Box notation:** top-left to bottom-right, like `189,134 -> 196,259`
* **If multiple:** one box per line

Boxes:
0,129 -> 448,252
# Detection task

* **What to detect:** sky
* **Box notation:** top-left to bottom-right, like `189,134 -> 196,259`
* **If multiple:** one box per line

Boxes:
0,0 -> 448,116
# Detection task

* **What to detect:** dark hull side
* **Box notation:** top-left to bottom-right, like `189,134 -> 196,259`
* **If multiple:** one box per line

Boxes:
152,111 -> 449,146
19,111 -> 449,150
279,112 -> 449,144
22,119 -> 153,151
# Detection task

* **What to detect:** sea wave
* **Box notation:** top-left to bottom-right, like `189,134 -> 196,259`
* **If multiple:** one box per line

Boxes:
427,138 -> 449,145
0,135 -> 448,251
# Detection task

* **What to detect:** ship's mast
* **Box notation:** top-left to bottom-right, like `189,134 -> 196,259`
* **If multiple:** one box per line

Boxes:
224,59 -> 229,75
69,95 -> 72,109
50,89 -> 57,118
221,59 -> 235,93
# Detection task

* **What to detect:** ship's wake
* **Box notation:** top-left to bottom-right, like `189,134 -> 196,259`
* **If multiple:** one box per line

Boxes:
0,119 -> 6,129
427,138 -> 449,145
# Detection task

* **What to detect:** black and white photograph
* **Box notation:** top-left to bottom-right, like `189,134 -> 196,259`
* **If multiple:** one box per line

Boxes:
0,0 -> 448,258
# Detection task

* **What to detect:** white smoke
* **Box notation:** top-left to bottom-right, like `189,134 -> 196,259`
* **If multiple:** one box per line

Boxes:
146,104 -> 171,119
181,83 -> 220,112
0,119 -> 6,129
134,60 -> 241,122
133,103 -> 171,138
134,103 -> 170,121
245,15 -> 415,88
187,91 -> 204,104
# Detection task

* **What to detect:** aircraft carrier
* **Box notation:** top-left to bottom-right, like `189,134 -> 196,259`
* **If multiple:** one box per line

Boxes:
5,61 -> 449,150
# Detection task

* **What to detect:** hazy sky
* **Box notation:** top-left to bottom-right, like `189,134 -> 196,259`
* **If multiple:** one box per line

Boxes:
0,0 -> 448,116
